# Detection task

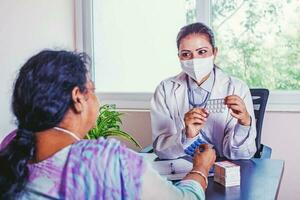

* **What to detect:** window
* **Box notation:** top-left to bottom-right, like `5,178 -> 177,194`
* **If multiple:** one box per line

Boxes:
211,0 -> 300,90
76,0 -> 300,111
93,0 -> 189,93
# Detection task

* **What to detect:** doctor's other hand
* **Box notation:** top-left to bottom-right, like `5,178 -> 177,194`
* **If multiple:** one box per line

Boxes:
192,144 -> 216,176
184,108 -> 209,138
224,95 -> 251,126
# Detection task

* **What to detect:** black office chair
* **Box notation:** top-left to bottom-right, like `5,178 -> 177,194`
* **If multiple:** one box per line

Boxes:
250,88 -> 272,158
141,88 -> 272,158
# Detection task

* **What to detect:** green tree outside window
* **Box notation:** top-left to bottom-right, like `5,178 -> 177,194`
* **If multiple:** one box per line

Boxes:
186,0 -> 300,90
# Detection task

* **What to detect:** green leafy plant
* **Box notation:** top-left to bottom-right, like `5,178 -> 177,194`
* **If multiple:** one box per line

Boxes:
86,104 -> 141,148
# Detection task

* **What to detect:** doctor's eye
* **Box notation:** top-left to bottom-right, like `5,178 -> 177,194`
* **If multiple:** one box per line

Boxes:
179,51 -> 192,59
196,49 -> 207,55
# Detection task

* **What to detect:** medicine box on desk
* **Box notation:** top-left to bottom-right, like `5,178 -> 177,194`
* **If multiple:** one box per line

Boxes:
214,161 -> 240,187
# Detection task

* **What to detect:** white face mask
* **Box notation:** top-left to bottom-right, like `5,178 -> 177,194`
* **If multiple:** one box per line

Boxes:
180,56 -> 214,82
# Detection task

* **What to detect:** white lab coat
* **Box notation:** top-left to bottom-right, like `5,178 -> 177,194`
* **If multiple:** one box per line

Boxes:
150,67 -> 257,160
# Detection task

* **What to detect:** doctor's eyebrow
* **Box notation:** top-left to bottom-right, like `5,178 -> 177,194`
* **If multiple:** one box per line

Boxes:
195,47 -> 209,51
180,47 -> 209,52
179,49 -> 192,52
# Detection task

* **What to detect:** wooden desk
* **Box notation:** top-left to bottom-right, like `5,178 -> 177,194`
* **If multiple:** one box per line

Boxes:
206,159 -> 284,200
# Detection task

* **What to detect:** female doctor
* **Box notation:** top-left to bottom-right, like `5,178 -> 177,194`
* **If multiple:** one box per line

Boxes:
151,22 -> 257,160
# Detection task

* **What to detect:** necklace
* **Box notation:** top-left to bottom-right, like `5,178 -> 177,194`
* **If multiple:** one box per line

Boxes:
53,127 -> 81,141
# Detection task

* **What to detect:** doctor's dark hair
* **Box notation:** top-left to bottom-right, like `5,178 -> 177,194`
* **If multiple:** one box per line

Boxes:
176,22 -> 216,49
0,50 -> 89,199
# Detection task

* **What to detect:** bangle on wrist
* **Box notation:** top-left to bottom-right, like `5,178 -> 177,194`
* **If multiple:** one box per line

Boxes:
189,170 -> 208,189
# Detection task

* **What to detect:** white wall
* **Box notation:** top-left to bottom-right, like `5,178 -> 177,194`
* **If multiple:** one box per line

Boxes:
0,0 -> 75,141
120,110 -> 300,200
263,112 -> 300,200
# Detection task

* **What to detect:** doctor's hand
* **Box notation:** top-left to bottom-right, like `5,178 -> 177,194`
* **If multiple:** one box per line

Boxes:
184,108 -> 209,138
225,95 -> 251,126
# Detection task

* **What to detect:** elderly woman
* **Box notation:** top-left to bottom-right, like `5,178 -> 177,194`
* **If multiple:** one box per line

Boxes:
151,22 -> 257,160
0,50 -> 215,199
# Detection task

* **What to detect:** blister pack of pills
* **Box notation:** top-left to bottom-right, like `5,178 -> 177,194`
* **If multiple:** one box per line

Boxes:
205,98 -> 226,113
184,138 -> 206,156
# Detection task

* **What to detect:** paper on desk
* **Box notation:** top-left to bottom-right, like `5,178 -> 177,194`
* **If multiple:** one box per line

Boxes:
140,153 -> 193,180
140,152 -> 157,162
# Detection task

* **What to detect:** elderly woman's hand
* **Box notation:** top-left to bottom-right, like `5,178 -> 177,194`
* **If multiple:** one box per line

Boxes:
184,108 -> 209,138
224,95 -> 251,126
183,144 -> 216,190
192,144 -> 216,176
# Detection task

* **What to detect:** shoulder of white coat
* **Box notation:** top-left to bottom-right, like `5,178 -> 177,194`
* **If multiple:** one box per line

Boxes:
229,76 -> 251,98
155,72 -> 186,90
230,76 -> 249,89
215,67 -> 250,96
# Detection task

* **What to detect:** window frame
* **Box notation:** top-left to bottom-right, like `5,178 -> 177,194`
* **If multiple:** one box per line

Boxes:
75,0 -> 300,112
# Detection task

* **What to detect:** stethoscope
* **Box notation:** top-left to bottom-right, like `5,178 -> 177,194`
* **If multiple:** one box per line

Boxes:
187,67 -> 216,109
179,66 -> 235,126
186,66 -> 234,108
185,66 -> 235,144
